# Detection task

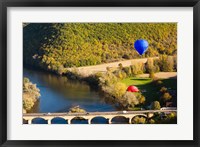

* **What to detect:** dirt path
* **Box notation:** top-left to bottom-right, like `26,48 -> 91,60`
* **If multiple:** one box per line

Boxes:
70,58 -> 153,76
68,57 -> 177,79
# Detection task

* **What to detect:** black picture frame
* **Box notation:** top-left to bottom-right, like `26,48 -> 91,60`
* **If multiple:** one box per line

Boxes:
0,0 -> 199,146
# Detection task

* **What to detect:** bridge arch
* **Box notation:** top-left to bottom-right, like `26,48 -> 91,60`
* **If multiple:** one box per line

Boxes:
51,117 -> 68,124
70,117 -> 88,124
110,115 -> 129,124
90,116 -> 108,124
32,117 -> 48,124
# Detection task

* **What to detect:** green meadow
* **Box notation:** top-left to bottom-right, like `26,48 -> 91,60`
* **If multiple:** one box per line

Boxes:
121,77 -> 177,105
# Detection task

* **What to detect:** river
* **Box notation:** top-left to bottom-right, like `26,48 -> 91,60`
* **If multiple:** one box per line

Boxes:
23,68 -> 128,124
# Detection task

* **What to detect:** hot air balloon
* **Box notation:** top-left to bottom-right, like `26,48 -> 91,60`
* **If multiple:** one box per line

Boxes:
127,85 -> 139,92
134,39 -> 149,55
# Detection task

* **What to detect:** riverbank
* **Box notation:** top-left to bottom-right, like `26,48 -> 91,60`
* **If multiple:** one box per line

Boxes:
24,55 -> 177,113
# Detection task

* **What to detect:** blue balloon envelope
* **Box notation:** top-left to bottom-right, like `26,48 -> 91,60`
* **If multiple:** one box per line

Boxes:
134,39 -> 149,55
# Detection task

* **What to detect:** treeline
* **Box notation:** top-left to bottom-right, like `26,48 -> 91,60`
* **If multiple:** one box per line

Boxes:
112,55 -> 177,80
23,23 -> 177,73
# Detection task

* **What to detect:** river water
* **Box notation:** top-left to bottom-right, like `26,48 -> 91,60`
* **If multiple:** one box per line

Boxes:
23,68 -> 127,124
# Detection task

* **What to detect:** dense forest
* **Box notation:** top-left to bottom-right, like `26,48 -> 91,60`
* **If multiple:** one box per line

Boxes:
23,23 -> 177,73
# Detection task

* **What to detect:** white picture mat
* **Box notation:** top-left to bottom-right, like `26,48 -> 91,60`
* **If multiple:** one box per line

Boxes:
7,7 -> 193,140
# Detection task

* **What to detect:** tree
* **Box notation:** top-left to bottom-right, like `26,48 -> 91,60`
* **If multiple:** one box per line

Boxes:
112,82 -> 127,98
23,77 -> 40,112
132,116 -> 146,124
121,92 -> 139,108
23,77 -> 30,83
118,63 -> 123,70
160,87 -> 168,93
145,58 -> 155,73
23,93 -> 36,111
131,62 -> 145,76
166,56 -> 174,72
149,72 -> 158,81
69,106 -> 86,113
99,71 -> 118,86
57,65 -> 65,75
138,95 -> 146,104
123,67 -> 132,77
150,101 -> 161,110
155,80 -> 163,85
161,92 -> 172,102
159,55 -> 174,72
149,119 -> 155,124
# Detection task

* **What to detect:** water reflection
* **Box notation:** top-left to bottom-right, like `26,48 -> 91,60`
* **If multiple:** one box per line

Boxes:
51,117 -> 68,124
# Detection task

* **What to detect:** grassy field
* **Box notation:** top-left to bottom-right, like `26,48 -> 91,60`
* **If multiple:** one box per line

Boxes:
121,77 -> 177,106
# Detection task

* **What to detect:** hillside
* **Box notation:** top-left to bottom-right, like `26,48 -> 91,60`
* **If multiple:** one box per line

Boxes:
23,23 -> 177,73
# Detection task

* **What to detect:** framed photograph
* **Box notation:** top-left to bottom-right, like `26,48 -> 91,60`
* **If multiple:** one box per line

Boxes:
0,0 -> 199,146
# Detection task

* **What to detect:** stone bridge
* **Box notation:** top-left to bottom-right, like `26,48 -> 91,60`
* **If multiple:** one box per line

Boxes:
23,109 -> 177,124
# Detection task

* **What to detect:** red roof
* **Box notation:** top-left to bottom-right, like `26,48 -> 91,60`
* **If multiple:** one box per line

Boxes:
127,85 -> 139,92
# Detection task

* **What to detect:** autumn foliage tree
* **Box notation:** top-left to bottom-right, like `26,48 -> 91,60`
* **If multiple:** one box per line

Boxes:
23,77 -> 40,113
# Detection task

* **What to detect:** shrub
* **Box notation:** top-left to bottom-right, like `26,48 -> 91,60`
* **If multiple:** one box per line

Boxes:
121,71 -> 127,79
112,82 -> 127,98
161,92 -> 172,102
149,72 -> 158,81
160,87 -> 168,93
138,95 -> 146,104
145,58 -> 157,73
150,101 -> 161,110
118,63 -> 123,70
121,91 -> 139,108
167,112 -> 177,119
23,93 -> 36,111
156,80 -> 163,85
149,119 -> 155,124
149,72 -> 155,79
166,56 -> 174,72
23,77 -> 30,83
114,70 -> 126,79
69,106 -> 86,113
132,116 -> 146,124
57,65 -> 65,75
122,67 -> 132,77
153,59 -> 160,72
159,55 -> 174,72
99,71 -> 118,86
130,62 -> 145,76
